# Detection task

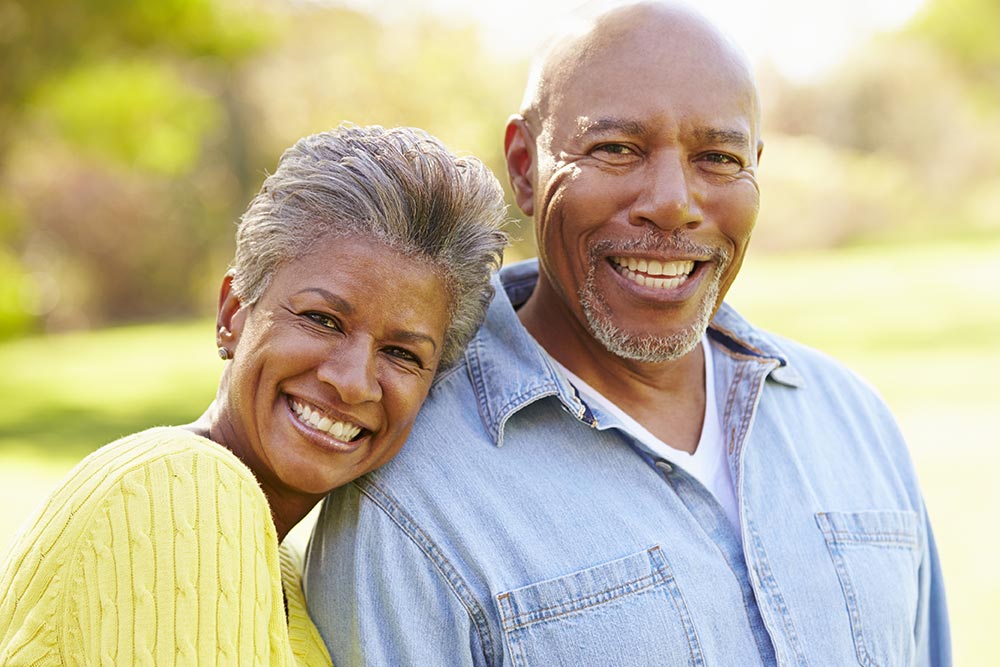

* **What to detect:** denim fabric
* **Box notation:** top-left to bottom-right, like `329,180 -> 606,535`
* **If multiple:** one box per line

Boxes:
305,259 -> 951,667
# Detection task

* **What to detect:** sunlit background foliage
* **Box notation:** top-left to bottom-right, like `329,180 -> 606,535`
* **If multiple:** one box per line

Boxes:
0,0 -> 997,661
0,0 -> 996,336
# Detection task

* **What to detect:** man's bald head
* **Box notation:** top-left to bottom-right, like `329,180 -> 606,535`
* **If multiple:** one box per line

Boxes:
519,1 -> 761,143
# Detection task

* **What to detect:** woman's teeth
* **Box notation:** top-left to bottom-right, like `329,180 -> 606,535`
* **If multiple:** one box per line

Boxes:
290,399 -> 362,441
611,257 -> 695,289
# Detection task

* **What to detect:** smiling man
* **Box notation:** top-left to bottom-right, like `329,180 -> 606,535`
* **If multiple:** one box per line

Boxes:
306,3 -> 951,665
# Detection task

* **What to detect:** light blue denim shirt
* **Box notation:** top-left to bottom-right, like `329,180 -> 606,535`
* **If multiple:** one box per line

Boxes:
306,259 -> 950,667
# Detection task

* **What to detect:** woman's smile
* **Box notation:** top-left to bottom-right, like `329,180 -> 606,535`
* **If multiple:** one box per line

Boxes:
288,396 -> 365,443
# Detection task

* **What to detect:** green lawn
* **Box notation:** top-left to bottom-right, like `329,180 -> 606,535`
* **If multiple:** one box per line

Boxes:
2,239 -> 997,662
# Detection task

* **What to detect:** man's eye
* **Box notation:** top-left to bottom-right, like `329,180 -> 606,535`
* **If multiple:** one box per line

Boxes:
595,143 -> 635,158
305,312 -> 340,330
699,152 -> 743,174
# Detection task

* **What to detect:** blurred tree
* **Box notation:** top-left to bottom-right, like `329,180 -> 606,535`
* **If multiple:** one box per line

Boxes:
0,0 -> 270,335
0,2 -> 536,338
758,2 -> 1000,249
908,0 -> 1000,88
238,6 -> 535,258
0,0 -> 265,160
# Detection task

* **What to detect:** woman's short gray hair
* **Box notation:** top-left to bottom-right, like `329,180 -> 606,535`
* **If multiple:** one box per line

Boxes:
231,124 -> 508,370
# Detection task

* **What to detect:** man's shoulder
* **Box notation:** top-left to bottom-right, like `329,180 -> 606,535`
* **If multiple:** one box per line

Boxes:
760,328 -> 881,395
411,259 -> 570,453
395,358 -> 496,465
714,303 -> 879,394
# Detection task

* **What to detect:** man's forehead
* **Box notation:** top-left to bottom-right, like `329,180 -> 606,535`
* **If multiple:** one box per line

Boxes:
525,5 -> 759,143
527,2 -> 755,113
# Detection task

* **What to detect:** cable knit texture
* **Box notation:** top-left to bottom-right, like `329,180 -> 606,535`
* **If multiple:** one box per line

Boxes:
0,427 -> 332,666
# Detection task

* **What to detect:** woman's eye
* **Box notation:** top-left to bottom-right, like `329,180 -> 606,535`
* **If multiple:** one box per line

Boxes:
385,346 -> 423,366
304,312 -> 340,330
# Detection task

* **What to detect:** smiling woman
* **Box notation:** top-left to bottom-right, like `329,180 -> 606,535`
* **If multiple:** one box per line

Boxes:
215,234 -> 453,522
0,124 -> 508,666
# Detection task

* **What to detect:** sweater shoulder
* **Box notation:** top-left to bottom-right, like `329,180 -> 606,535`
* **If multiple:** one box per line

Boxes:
63,426 -> 261,508
2,427 -> 269,582
0,428 -> 281,665
85,426 -> 257,481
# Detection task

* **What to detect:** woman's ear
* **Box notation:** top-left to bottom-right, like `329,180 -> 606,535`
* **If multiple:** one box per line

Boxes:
504,115 -> 536,216
216,272 -> 248,351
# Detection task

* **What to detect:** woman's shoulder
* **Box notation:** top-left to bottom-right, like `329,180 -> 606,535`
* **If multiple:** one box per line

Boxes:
6,427 -> 268,565
79,426 -> 266,523
86,425 -> 250,473
1,428 -> 289,665
61,426 -> 256,499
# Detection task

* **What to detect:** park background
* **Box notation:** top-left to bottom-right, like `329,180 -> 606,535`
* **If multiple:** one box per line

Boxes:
0,0 -> 997,661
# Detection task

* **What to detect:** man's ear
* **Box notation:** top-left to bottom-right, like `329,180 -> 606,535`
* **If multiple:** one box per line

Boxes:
504,115 -> 536,216
216,271 -> 249,350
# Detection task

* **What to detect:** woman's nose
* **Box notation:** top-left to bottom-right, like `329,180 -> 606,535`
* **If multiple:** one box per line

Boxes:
317,344 -> 382,405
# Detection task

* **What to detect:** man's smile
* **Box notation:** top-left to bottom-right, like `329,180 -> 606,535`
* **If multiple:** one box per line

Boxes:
609,257 -> 696,289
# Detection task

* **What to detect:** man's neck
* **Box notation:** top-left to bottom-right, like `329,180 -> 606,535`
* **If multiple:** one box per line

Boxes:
517,282 -> 707,453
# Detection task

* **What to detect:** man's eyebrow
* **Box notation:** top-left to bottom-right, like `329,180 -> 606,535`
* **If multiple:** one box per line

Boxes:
694,127 -> 751,147
295,288 -> 353,315
577,117 -> 648,137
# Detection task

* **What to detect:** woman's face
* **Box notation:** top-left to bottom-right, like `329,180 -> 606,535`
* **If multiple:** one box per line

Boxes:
216,234 -> 451,499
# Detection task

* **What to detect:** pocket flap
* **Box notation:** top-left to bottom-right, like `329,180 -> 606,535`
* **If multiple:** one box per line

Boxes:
496,545 -> 671,630
815,510 -> 919,549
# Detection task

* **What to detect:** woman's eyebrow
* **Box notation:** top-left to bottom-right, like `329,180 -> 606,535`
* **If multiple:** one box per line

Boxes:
390,329 -> 439,352
294,288 -> 353,315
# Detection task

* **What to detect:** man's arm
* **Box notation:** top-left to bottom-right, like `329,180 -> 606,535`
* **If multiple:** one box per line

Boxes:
914,504 -> 952,666
305,482 -> 490,667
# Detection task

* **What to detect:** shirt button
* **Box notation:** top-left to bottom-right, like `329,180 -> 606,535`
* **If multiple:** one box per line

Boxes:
655,460 -> 674,474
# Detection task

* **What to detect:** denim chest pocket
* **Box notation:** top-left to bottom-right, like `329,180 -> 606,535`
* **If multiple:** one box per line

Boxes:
815,510 -> 921,667
495,546 -> 704,667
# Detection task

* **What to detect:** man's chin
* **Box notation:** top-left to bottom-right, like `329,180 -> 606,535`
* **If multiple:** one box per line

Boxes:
577,253 -> 722,363
588,318 -> 705,363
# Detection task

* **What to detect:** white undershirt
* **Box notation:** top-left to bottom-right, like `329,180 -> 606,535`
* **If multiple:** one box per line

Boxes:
552,336 -> 740,533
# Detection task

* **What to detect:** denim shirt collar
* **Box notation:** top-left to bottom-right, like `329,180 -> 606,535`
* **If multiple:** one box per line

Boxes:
464,259 -> 802,447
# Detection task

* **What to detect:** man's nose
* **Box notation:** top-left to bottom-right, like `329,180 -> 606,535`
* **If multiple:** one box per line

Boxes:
628,152 -> 703,231
317,344 -> 383,405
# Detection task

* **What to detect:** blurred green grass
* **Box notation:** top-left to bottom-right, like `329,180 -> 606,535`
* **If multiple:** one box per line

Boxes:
1,239 -> 998,662
0,319 -> 219,460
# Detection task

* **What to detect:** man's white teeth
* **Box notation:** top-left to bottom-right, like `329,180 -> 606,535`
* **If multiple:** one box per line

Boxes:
291,399 -> 362,441
612,257 -> 694,288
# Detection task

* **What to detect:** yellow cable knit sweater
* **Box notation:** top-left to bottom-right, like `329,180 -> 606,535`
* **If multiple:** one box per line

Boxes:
0,427 -> 333,666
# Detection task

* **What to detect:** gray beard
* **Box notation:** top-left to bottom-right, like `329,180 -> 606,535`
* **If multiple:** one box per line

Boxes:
578,235 -> 728,363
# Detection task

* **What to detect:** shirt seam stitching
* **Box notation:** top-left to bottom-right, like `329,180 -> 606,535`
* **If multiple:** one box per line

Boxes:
353,478 -> 498,666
